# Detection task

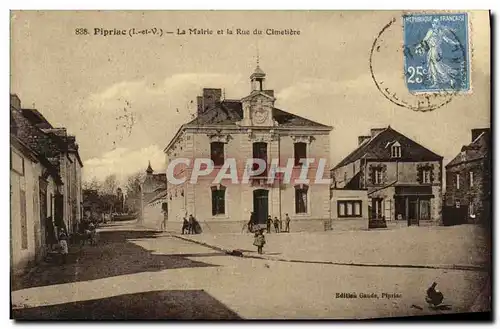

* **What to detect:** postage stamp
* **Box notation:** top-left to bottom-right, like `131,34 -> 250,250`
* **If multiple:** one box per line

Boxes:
403,13 -> 470,93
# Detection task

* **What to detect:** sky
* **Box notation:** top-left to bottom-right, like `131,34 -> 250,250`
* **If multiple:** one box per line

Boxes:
10,10 -> 491,186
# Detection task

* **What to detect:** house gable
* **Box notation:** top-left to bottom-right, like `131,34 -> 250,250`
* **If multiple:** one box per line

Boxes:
333,126 -> 443,170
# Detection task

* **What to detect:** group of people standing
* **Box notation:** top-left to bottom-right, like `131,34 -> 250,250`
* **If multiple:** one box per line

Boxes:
247,212 -> 291,234
181,214 -> 202,234
266,214 -> 291,233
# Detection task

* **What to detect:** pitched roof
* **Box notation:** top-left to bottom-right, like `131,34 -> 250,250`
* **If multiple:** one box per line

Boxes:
332,126 -> 443,170
21,108 -> 53,129
185,99 -> 331,128
446,129 -> 490,168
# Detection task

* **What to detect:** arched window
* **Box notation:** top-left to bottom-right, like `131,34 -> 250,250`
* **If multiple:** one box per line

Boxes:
211,185 -> 226,215
294,184 -> 308,214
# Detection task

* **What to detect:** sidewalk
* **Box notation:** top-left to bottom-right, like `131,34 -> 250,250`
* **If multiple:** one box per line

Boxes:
172,224 -> 490,271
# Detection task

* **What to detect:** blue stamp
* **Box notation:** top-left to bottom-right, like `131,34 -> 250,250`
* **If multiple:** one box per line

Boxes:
403,13 -> 470,93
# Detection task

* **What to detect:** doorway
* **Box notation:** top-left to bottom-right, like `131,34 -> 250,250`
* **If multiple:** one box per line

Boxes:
408,199 -> 419,226
38,178 -> 48,260
253,189 -> 269,227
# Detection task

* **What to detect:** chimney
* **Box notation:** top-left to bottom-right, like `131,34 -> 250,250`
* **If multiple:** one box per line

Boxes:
370,128 -> 386,138
471,128 -> 489,142
358,135 -> 371,145
46,128 -> 67,137
10,94 -> 21,111
197,88 -> 222,115
196,96 -> 203,114
263,90 -> 275,97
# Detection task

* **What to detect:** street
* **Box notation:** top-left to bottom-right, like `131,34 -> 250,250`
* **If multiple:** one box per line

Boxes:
11,221 -> 489,320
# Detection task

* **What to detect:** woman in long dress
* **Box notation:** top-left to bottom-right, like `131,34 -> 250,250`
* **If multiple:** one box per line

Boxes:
416,19 -> 462,89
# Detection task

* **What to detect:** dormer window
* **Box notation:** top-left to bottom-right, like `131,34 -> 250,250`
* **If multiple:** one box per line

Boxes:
391,141 -> 401,158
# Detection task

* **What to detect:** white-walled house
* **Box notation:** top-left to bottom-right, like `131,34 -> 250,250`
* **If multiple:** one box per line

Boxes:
10,94 -> 83,274
10,135 -> 61,273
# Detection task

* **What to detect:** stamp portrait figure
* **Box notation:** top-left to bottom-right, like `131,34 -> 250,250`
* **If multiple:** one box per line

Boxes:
416,18 -> 461,89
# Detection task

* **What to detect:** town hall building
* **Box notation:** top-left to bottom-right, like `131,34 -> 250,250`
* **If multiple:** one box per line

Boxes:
164,64 -> 332,232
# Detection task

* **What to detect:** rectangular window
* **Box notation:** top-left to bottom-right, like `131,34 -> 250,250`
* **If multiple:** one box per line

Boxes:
294,142 -> 307,166
374,169 -> 383,184
354,202 -> 361,216
211,187 -> 226,215
469,171 -> 474,187
295,186 -> 308,214
338,200 -> 362,218
346,202 -> 353,216
252,142 -> 268,177
422,169 -> 431,184
456,173 -> 460,190
210,142 -> 225,167
20,188 -> 28,249
339,202 -> 346,216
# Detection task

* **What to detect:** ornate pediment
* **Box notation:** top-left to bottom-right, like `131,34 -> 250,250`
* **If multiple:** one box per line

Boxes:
291,135 -> 315,144
247,129 -> 279,142
207,130 -> 233,143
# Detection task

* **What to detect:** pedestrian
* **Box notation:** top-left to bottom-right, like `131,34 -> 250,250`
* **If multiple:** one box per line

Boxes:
253,229 -> 266,254
273,216 -> 280,233
88,222 -> 97,245
285,213 -> 291,232
279,216 -> 283,232
188,214 -> 195,234
248,211 -> 256,233
181,216 -> 189,234
58,228 -> 69,264
161,210 -> 168,232
266,215 -> 272,233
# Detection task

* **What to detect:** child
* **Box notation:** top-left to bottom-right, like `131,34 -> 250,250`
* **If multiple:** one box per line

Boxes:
88,222 -> 97,245
253,229 -> 266,254
58,229 -> 69,264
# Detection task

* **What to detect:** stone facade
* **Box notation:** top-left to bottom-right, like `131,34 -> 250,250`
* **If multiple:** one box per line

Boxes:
164,65 -> 332,232
331,126 -> 443,226
444,128 -> 491,225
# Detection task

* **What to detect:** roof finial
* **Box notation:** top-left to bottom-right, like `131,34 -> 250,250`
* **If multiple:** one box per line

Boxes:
256,44 -> 260,67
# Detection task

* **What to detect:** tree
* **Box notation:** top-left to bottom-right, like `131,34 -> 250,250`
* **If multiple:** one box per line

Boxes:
82,176 -> 103,191
124,171 -> 145,213
125,171 -> 145,197
102,174 -> 119,195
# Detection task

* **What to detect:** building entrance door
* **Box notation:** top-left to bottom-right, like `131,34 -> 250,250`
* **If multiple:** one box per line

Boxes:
408,199 -> 419,226
253,189 -> 269,228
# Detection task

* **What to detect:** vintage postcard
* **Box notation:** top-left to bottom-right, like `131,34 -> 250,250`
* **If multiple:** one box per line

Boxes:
10,10 -> 491,320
